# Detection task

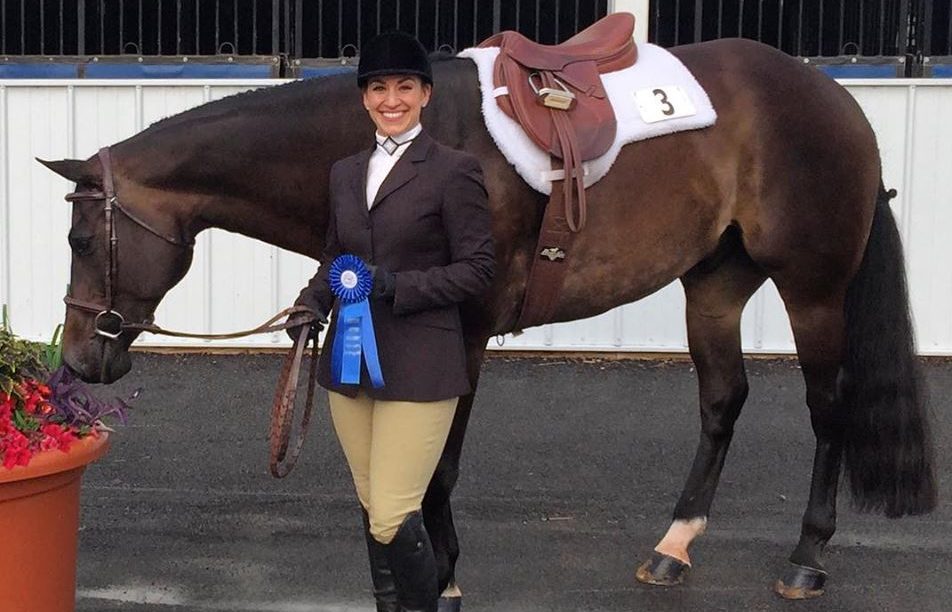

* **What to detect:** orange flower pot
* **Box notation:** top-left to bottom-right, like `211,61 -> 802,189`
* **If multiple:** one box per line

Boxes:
0,434 -> 109,612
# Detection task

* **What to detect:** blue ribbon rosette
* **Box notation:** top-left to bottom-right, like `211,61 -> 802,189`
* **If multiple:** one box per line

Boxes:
328,254 -> 385,388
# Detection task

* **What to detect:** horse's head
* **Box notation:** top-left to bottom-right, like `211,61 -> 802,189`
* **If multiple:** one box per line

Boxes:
40,150 -> 195,383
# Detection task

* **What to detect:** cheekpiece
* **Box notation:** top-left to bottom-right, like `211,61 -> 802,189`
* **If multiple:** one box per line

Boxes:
357,31 -> 432,87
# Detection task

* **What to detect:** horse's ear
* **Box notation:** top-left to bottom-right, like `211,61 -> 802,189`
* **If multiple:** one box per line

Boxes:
36,158 -> 102,186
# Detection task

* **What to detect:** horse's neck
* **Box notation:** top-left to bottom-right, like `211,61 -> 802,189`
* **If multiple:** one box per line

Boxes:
195,165 -> 336,258
120,156 -> 336,260
117,81 -> 369,259
211,194 -> 328,257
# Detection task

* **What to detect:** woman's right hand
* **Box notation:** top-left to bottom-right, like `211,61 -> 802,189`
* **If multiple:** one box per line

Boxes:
285,308 -> 328,342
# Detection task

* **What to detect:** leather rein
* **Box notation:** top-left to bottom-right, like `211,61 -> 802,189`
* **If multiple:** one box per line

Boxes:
63,146 -> 317,477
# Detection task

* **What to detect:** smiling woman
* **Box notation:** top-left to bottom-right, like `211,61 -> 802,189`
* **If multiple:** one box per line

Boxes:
285,30 -> 495,612
357,31 -> 434,140
363,76 -> 432,138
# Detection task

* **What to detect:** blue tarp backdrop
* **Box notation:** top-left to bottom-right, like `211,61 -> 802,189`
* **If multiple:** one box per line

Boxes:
0,63 -> 354,79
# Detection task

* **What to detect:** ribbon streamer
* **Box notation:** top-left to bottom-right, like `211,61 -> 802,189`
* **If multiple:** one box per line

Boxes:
328,255 -> 385,388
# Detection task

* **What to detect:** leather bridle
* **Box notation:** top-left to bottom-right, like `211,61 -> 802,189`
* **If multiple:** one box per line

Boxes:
63,146 -> 195,340
61,146 -> 318,477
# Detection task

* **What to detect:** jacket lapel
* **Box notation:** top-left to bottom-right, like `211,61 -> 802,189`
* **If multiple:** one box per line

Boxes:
371,131 -> 434,209
351,147 -> 373,220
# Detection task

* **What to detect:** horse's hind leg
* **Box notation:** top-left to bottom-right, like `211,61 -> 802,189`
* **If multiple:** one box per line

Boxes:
772,291 -> 848,599
637,231 -> 766,586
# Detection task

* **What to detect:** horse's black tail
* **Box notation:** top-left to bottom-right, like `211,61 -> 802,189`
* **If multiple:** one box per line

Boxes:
841,183 -> 937,517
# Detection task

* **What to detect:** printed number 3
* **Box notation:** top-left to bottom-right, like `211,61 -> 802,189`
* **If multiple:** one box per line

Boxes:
653,88 -> 675,116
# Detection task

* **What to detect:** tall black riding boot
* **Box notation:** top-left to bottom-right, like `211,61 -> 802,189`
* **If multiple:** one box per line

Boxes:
382,512 -> 439,612
361,509 -> 401,612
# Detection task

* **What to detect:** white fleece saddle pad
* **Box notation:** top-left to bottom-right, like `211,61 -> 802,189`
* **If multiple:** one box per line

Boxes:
458,43 -> 717,195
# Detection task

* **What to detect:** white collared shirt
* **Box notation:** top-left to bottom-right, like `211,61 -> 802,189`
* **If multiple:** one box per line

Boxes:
366,123 -> 423,209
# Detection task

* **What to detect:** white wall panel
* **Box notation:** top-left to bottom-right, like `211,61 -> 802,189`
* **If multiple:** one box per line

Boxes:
4,86 -> 72,340
1,78 -> 950,355
903,86 -> 952,353
207,234 -> 278,343
73,87 -> 138,153
617,284 -> 688,351
148,230 -> 213,346
0,85 -> 7,313
843,81 -> 952,356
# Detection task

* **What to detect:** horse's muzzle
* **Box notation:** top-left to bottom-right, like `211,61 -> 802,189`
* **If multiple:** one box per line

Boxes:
62,338 -> 133,384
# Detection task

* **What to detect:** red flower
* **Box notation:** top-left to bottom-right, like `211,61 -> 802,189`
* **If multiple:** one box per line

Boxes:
1,376 -> 115,469
0,378 -> 86,468
39,423 -> 77,453
1,428 -> 32,468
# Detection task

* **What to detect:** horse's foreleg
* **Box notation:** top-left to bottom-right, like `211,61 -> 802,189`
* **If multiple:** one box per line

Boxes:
637,241 -> 765,587
422,337 -> 487,609
774,298 -> 846,599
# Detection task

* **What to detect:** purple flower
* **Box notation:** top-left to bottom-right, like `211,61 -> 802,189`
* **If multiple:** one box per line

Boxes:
45,366 -> 130,428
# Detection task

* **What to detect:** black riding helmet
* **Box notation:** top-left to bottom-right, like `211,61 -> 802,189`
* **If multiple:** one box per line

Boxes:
357,31 -> 432,88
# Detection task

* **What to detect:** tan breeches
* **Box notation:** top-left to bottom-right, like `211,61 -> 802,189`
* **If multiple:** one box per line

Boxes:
328,390 -> 458,544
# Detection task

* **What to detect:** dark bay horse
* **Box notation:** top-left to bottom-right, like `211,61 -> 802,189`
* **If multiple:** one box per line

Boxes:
41,38 -> 935,600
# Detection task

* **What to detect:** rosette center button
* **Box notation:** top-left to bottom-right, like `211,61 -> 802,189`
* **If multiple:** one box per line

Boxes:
340,270 -> 359,289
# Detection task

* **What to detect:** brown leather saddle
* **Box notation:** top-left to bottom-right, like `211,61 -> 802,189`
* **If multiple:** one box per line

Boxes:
478,14 -> 638,329
481,13 -> 636,175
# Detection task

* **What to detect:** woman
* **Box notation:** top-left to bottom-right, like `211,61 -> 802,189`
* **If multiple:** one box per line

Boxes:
288,31 -> 495,612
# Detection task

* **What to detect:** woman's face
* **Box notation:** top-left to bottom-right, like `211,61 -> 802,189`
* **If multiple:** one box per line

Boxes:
362,75 -> 432,137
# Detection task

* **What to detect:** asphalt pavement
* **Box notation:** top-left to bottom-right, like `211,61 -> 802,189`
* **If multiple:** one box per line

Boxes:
72,354 -> 951,612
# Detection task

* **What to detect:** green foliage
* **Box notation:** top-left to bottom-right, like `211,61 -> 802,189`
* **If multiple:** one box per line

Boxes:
12,408 -> 39,433
0,306 -> 50,398
43,324 -> 64,372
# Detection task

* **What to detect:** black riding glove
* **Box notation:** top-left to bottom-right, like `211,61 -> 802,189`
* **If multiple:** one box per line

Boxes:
285,312 -> 325,342
367,265 -> 396,300
286,293 -> 328,342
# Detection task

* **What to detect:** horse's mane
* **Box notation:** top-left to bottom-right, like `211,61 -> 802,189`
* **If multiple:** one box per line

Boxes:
141,72 -> 351,136
141,53 -> 462,137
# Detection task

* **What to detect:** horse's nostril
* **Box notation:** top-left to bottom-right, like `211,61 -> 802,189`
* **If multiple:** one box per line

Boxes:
68,234 -> 94,255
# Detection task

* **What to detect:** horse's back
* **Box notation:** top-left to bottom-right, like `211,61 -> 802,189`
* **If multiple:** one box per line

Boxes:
671,38 -> 869,123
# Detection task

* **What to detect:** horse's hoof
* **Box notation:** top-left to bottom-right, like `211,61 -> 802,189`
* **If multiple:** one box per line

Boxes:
438,595 -> 462,612
774,563 -> 827,599
635,551 -> 690,586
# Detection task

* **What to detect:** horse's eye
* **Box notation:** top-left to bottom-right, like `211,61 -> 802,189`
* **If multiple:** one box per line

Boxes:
68,234 -> 94,256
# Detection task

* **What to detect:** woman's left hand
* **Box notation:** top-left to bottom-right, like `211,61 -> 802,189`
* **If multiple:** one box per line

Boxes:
367,265 -> 396,300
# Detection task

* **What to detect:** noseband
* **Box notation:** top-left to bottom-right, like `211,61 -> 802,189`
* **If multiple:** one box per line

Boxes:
63,146 -> 194,340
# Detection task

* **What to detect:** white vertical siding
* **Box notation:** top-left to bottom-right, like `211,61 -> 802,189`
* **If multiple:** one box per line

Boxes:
1,78 -> 950,354
610,0 -> 650,43
0,85 -> 8,317
4,85 -> 73,340
902,86 -> 952,353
